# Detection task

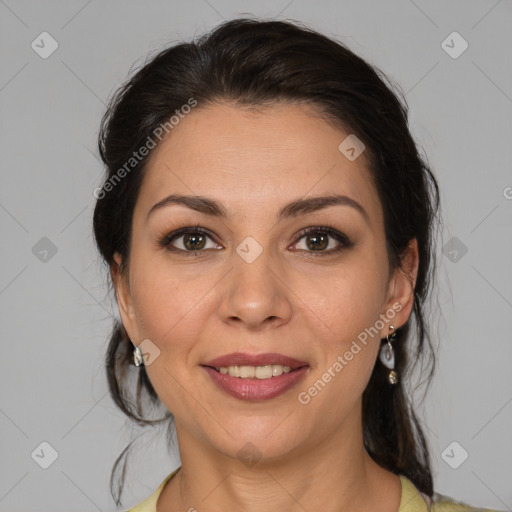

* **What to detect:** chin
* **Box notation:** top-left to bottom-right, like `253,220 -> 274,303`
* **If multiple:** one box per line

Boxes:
207,419 -> 307,465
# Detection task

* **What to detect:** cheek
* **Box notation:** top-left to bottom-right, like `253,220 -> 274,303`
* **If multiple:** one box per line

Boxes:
292,258 -> 387,344
295,280 -> 382,421
289,258 -> 387,408
129,253 -> 212,343
129,268 -> 209,412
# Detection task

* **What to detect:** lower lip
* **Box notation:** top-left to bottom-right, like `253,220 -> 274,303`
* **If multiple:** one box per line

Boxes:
202,366 -> 309,401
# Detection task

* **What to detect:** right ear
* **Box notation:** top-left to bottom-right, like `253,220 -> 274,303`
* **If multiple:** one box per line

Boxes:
111,252 -> 138,342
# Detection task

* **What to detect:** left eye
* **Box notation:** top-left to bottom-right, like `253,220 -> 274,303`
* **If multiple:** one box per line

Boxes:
292,227 -> 352,254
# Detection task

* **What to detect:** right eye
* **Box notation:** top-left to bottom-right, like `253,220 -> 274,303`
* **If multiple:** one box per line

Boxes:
159,227 -> 223,253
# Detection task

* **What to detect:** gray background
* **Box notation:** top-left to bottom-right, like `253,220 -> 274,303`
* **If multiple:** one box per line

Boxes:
1,1 -> 511,511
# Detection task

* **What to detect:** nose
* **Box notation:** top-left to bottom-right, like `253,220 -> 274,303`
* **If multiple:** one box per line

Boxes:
217,245 -> 293,331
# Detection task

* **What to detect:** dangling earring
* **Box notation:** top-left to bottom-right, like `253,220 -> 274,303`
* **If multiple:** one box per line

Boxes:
132,342 -> 143,367
379,325 -> 398,384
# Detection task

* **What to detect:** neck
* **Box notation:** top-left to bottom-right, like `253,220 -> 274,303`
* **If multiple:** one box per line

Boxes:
157,408 -> 401,512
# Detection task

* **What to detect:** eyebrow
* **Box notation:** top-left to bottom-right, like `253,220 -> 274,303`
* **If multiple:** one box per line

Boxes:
146,193 -> 370,224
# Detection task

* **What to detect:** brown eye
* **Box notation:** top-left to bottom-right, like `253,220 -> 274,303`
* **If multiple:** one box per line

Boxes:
292,227 -> 353,255
305,233 -> 329,251
159,227 -> 222,253
183,233 -> 207,250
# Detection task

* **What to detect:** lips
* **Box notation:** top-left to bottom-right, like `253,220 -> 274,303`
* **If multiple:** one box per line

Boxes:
201,352 -> 310,401
202,352 -> 309,370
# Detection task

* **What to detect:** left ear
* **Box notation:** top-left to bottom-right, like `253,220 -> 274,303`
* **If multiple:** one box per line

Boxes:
380,238 -> 419,338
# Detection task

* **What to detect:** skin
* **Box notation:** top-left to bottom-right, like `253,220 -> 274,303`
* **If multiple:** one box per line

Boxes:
112,102 -> 419,512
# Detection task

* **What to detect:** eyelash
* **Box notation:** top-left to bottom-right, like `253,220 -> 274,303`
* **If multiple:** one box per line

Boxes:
158,223 -> 353,257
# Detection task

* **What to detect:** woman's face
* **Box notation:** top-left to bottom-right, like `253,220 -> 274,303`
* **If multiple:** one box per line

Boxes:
113,102 -> 417,463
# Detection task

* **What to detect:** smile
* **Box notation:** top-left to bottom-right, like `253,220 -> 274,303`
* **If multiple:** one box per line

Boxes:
214,364 -> 293,379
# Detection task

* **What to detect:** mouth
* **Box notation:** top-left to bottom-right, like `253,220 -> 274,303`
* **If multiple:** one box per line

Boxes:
201,352 -> 310,401
204,364 -> 305,379
201,352 -> 309,379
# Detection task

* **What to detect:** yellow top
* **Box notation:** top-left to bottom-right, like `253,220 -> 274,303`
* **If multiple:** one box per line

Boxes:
126,468 -> 503,512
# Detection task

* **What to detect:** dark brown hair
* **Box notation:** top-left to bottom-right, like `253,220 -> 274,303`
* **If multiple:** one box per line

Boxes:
93,17 -> 440,506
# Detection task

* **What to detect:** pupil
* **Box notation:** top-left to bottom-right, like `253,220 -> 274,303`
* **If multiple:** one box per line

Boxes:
184,233 -> 206,250
307,234 -> 328,251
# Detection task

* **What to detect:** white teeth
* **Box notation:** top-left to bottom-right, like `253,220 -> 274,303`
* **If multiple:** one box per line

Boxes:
239,366 -> 255,378
217,364 -> 293,379
255,365 -> 272,379
227,366 -> 239,377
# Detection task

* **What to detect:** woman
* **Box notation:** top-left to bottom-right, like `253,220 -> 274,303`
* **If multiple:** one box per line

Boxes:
93,18 -> 502,512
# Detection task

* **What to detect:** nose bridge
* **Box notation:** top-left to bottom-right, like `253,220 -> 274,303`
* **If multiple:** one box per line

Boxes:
218,235 -> 292,328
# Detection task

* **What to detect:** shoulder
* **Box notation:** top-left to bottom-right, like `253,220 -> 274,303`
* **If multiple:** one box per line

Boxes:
431,492 -> 504,512
399,474 -> 505,512
125,468 -> 180,512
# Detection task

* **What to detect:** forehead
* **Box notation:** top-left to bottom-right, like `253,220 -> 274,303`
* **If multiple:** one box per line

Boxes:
136,102 -> 382,227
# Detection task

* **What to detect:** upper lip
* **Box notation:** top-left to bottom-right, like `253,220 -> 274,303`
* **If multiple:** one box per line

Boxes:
202,352 -> 309,370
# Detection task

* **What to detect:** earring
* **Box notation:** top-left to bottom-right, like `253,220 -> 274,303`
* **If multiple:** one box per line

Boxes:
133,342 -> 143,367
379,325 -> 398,385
